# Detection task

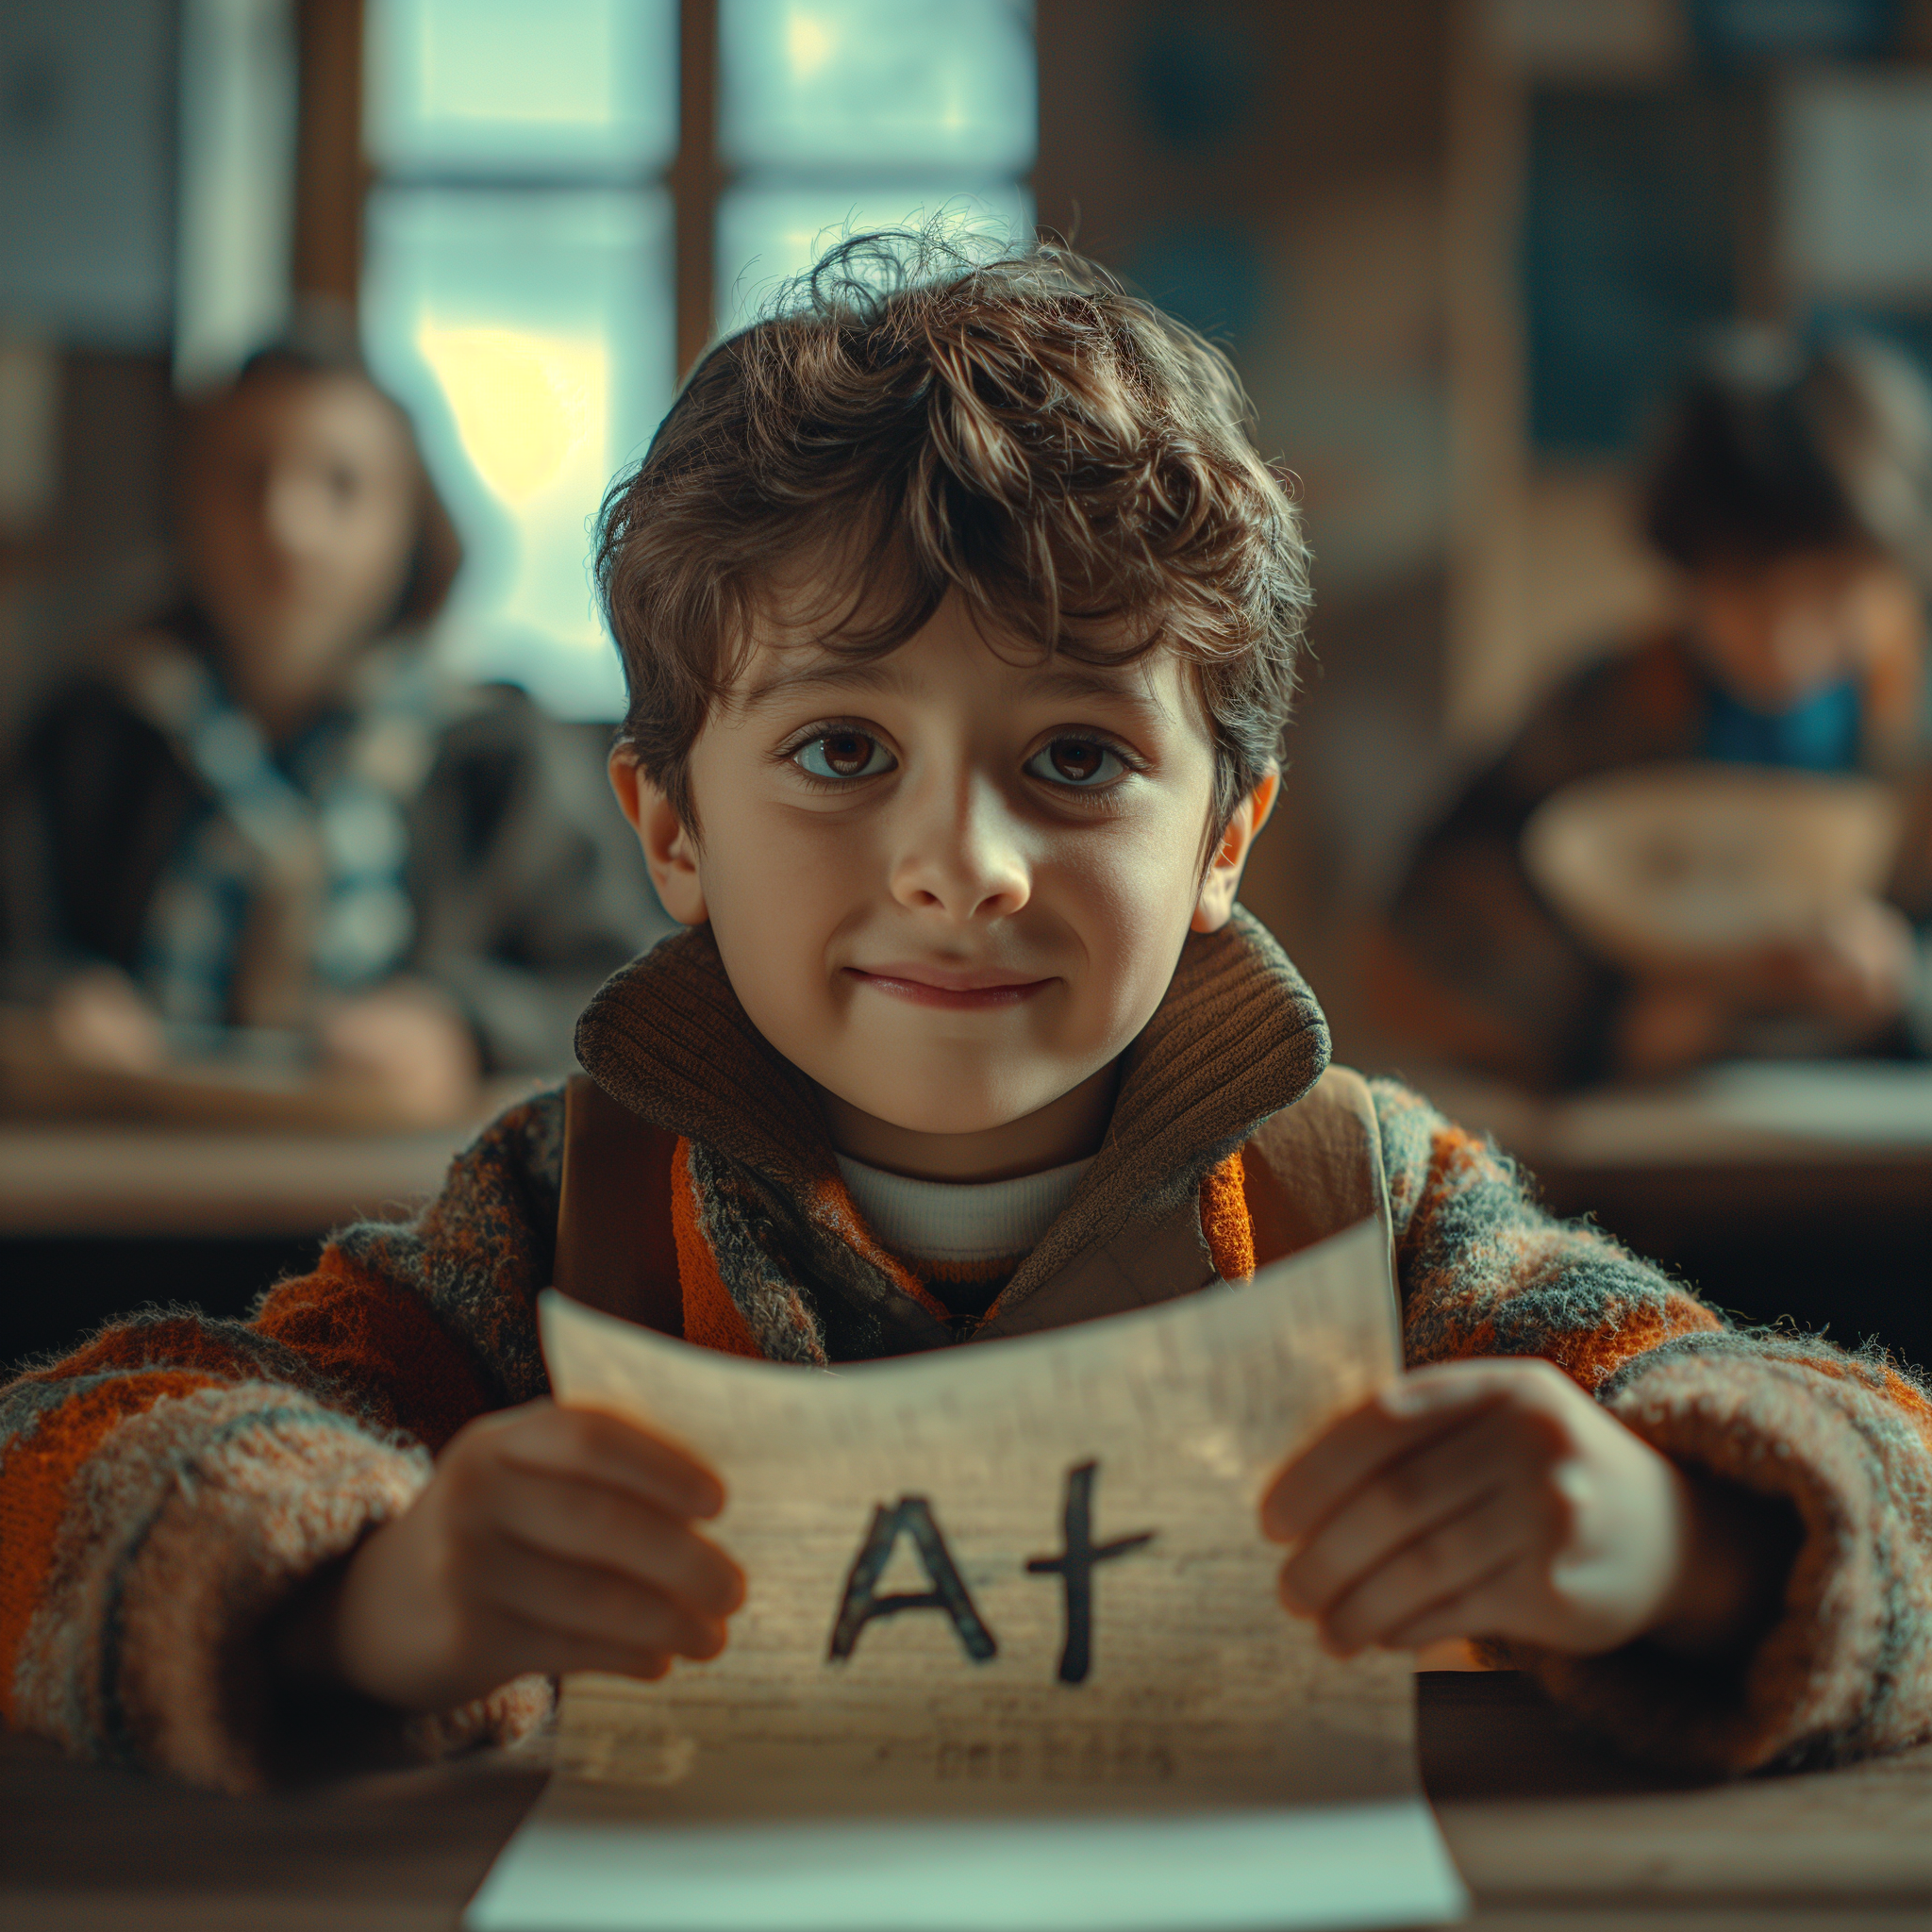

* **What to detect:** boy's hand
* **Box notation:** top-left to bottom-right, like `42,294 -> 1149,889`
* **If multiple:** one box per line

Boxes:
1615,896 -> 1916,1077
318,982 -> 482,1126
1261,1359 -> 1780,1661
300,1400 -> 744,1713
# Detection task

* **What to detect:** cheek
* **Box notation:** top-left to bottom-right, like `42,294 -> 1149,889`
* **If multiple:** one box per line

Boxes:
1059,809 -> 1208,1018
695,796 -> 864,1008
338,502 -> 416,609
709,803 -> 867,916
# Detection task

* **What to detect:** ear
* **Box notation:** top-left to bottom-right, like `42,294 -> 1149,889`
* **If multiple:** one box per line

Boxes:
608,746 -> 708,926
1191,768 -> 1279,935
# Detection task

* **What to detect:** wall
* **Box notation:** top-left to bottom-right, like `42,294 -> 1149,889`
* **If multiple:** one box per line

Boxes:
1037,0 -> 1455,1056
0,0 -> 182,743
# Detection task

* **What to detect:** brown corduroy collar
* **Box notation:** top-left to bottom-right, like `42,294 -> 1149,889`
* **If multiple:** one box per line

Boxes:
574,904 -> 1330,1313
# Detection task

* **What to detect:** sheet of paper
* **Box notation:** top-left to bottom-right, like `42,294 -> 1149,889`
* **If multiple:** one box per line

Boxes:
467,1217 -> 1468,1932
470,1783 -> 1467,1932
1692,1058 -> 1932,1147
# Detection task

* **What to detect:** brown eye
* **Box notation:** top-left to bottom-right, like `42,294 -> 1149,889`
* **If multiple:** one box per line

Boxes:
1026,738 -> 1126,789
794,730 -> 893,780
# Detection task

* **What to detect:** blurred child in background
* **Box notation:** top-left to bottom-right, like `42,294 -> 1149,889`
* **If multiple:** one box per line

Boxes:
0,337 -> 668,1120
1387,332 -> 1932,1091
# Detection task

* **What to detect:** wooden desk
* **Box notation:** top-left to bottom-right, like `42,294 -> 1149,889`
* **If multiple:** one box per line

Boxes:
0,1082 -> 547,1240
11,1060 -> 1927,1239
1418,1060 -> 1932,1204
5,1675 -> 1929,1931
0,1086 -> 549,1372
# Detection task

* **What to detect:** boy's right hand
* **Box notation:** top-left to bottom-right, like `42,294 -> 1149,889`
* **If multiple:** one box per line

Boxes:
308,1400 -> 744,1714
1615,894 -> 1916,1077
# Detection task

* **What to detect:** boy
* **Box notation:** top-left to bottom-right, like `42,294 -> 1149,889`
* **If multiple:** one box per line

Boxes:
1388,330 -> 1932,1090
4,241 -> 1929,1794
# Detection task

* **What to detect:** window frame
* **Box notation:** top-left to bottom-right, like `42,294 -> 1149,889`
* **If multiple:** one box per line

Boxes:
299,0 -> 1037,715
298,0 -> 1037,375
291,0 -> 810,378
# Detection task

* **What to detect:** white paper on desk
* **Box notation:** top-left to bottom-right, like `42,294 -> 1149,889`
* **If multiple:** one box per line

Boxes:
466,1217 -> 1468,1932
1692,1058 -> 1932,1146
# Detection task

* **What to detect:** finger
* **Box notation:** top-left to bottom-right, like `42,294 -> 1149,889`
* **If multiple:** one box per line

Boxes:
1376,1552 -> 1549,1654
473,1601 -> 679,1686
1315,1485 -> 1543,1655
491,1402 -> 727,1521
1264,1361 -> 1558,1543
484,1462 -> 744,1617
475,1531 -> 731,1663
538,1629 -> 676,1682
1278,1400 -> 1533,1615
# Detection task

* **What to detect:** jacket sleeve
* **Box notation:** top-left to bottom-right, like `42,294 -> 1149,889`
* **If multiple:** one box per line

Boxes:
0,1090 -> 569,1792
1384,677 -> 1651,1091
403,689 -> 676,1077
1373,1076 -> 1932,1774
0,681 -> 204,1002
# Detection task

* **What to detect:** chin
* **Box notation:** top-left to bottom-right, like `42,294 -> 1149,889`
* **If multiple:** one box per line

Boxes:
871,1099 -> 1021,1141
849,1075 -> 1047,1143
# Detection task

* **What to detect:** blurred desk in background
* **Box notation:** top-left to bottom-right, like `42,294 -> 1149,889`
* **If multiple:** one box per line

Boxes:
0,1083 -> 543,1371
1422,1060 -> 1932,1368
9,1061 -> 1929,1373
0,1116 -> 484,1239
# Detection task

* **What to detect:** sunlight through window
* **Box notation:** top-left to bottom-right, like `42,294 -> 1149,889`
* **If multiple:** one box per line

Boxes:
360,0 -> 1035,719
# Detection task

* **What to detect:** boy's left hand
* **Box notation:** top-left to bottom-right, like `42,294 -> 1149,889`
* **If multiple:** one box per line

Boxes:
1261,1358 -> 1773,1660
319,982 -> 481,1125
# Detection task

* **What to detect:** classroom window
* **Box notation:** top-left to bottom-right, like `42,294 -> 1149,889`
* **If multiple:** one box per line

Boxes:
358,0 -> 1037,719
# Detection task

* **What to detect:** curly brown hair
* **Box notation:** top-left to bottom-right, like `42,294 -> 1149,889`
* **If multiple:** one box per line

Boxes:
594,229 -> 1309,840
1643,329 -> 1932,579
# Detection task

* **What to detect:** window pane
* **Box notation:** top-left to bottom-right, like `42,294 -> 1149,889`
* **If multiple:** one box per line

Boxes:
720,0 -> 1036,174
362,188 -> 675,718
717,184 -> 1033,330
367,0 -> 677,177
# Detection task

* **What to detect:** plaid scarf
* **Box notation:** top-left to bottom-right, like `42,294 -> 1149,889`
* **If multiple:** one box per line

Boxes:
118,634 -> 445,1028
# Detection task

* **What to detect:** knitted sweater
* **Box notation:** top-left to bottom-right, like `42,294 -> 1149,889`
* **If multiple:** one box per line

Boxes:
832,1154 -> 1091,1322
0,633 -> 674,1074
4,910 -> 1931,1791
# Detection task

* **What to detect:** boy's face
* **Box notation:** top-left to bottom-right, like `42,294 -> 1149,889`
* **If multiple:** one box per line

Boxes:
1688,548 -> 1918,713
613,588 -> 1273,1179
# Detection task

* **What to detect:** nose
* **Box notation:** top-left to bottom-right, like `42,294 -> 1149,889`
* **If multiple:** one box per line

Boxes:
889,767 -> 1031,923
1767,604 -> 1840,697
261,466 -> 327,561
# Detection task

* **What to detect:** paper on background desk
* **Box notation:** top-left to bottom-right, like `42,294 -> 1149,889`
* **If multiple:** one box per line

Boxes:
467,1217 -> 1468,1932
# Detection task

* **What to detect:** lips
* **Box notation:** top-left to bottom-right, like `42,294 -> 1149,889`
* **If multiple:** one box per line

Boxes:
844,963 -> 1053,1010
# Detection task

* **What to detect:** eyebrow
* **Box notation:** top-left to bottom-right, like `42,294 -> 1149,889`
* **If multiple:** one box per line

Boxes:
739,657 -> 913,710
738,654 -> 1167,717
1027,662 -> 1165,710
